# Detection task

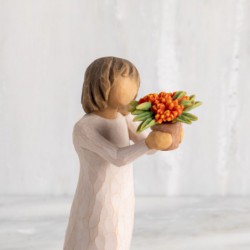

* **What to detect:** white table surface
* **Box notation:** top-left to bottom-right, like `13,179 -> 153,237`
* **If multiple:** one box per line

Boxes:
1,195 -> 250,250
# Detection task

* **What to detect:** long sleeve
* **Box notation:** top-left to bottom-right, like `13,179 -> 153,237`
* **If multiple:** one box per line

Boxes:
124,113 -> 158,155
73,123 -> 152,167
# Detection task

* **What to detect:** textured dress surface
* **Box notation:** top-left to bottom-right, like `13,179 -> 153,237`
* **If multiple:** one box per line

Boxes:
63,112 -> 155,250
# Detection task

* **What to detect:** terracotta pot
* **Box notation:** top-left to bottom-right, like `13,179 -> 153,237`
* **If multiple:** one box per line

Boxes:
151,122 -> 182,151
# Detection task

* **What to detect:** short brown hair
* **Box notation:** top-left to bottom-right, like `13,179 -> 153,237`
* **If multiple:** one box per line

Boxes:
81,56 -> 140,113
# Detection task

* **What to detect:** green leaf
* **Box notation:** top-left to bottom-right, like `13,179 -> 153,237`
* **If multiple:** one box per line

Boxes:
131,109 -> 146,115
129,100 -> 139,107
133,111 -> 153,122
179,100 -> 193,107
182,113 -> 198,121
184,101 -> 202,112
129,100 -> 139,112
192,101 -> 202,109
136,102 -> 151,110
176,115 -> 192,124
173,91 -> 187,100
142,119 -> 157,131
189,95 -> 195,103
136,121 -> 144,133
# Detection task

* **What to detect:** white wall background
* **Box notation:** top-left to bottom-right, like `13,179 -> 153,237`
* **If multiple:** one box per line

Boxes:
1,0 -> 250,196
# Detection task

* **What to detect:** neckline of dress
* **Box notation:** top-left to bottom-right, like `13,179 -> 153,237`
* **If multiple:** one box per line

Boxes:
89,112 -> 122,121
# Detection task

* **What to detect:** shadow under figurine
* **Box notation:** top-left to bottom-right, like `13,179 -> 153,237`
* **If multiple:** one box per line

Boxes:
63,56 -> 183,250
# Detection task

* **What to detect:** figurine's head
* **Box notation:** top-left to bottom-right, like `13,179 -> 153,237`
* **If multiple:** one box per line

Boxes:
81,56 -> 140,113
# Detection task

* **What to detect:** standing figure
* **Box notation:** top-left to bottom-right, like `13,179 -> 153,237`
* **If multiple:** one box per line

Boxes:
63,57 -> 181,250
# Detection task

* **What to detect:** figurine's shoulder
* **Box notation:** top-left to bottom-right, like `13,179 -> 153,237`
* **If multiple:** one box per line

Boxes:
73,112 -> 127,135
73,114 -> 97,135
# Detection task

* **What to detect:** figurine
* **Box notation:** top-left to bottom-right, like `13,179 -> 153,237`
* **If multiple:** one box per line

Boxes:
63,56 -> 183,250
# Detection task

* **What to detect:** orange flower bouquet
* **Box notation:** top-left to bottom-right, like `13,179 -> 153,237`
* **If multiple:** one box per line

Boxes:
129,91 -> 202,134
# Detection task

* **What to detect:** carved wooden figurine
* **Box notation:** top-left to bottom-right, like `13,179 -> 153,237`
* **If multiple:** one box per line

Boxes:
63,57 -> 183,250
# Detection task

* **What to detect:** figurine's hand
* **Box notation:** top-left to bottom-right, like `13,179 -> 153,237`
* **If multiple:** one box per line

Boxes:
145,131 -> 172,150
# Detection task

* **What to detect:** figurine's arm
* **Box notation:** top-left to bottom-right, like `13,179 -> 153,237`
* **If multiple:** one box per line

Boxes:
73,124 -> 152,167
124,113 -> 158,155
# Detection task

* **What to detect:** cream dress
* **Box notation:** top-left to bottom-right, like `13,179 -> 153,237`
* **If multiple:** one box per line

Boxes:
63,112 -> 156,250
